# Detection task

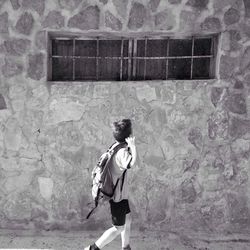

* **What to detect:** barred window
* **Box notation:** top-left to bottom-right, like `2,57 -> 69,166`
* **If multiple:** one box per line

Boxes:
48,35 -> 218,81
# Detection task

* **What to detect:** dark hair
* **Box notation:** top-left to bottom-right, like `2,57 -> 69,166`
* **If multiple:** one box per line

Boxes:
112,119 -> 132,142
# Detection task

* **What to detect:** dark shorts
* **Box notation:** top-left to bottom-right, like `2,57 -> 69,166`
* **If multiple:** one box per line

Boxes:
109,199 -> 131,226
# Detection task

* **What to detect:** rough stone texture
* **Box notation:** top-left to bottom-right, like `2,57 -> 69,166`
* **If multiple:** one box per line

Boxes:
0,0 -> 249,236
128,2 -> 146,30
105,11 -> 122,30
219,55 -> 236,79
21,0 -> 45,15
240,46 -> 250,72
155,9 -> 176,30
10,0 -> 20,10
27,53 -> 44,80
169,0 -> 182,4
1,38 -> 30,56
15,12 -> 34,35
201,17 -> 222,31
100,0 -> 108,4
208,109 -> 229,140
225,93 -> 247,114
148,0 -> 161,12
2,57 -> 23,78
186,0 -> 209,9
0,12 -> 8,34
243,0 -> 250,17
35,30 -> 47,50
211,87 -> 224,107
0,94 -> 7,109
42,11 -> 65,29
112,0 -> 128,18
68,6 -> 100,30
4,118 -> 22,151
224,8 -> 240,25
58,0 -> 82,10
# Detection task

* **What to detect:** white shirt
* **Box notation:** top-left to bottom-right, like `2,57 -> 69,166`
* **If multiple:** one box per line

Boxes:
110,145 -> 132,202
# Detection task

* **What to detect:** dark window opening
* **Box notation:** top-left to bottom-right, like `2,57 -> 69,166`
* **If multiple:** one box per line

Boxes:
48,35 -> 217,81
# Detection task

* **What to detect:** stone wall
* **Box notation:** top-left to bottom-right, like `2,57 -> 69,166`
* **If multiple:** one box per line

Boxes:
0,0 -> 250,234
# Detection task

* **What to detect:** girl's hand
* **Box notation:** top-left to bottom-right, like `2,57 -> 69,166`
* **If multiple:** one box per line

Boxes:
125,136 -> 135,148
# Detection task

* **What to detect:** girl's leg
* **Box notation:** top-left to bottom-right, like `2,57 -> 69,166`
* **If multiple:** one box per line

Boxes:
121,213 -> 132,248
95,225 -> 124,249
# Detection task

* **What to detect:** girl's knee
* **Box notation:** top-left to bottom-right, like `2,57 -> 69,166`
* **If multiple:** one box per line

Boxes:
126,213 -> 132,224
114,225 -> 125,233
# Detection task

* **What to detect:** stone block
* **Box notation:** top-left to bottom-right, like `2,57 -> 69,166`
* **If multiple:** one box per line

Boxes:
159,85 -> 176,104
224,93 -> 247,115
169,0 -> 182,4
201,17 -> 221,31
0,12 -> 8,34
0,156 -> 20,171
208,109 -> 229,140
229,117 -> 250,138
27,85 -> 49,109
154,9 -> 176,30
105,11 -> 122,30
188,127 -> 203,150
2,58 -> 23,78
243,0 -> 250,18
42,11 -> 65,29
56,122 -> 83,151
45,98 -> 85,125
136,85 -> 156,102
226,193 -> 250,227
179,179 -> 197,204
15,12 -> 34,35
128,2 -> 146,30
4,118 -> 22,151
240,46 -> 250,71
58,0 -> 82,10
219,55 -> 236,79
10,0 -> 20,10
21,0 -> 45,15
211,87 -> 224,107
186,0 -> 209,9
231,138 -> 250,155
1,38 -> 30,56
100,0 -> 108,4
148,0 -> 160,12
38,177 -> 53,201
27,53 -> 44,80
4,192 -> 32,220
0,94 -> 6,110
35,30 -> 47,50
224,8 -> 240,25
179,10 -> 199,32
68,6 -> 100,30
113,0 -> 128,18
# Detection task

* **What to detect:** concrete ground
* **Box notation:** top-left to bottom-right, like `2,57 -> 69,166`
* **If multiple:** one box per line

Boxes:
0,229 -> 250,250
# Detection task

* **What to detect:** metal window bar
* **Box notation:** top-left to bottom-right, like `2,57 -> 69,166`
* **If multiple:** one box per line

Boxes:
73,38 -> 76,81
210,36 -> 214,78
143,38 -> 148,80
96,38 -> 99,80
51,55 -> 213,60
51,36 -> 215,81
128,39 -> 133,80
120,39 -> 124,81
166,38 -> 169,80
190,37 -> 194,79
132,39 -> 137,79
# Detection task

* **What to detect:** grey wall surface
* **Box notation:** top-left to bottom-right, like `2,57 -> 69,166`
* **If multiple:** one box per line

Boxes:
0,0 -> 250,234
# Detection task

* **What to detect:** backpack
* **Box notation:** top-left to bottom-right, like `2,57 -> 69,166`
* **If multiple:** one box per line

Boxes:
86,142 -> 128,219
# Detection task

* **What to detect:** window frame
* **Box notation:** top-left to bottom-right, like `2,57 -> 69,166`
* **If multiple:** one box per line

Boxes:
47,32 -> 219,82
